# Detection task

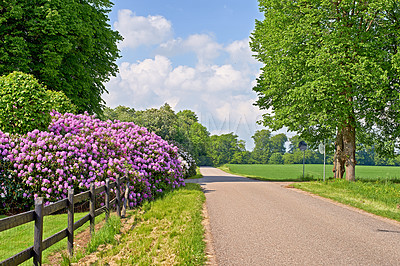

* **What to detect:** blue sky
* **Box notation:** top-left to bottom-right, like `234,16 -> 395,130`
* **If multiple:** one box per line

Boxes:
103,0 -> 272,150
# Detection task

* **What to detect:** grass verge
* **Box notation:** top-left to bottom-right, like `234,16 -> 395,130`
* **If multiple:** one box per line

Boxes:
86,183 -> 206,265
293,180 -> 400,221
61,214 -> 121,265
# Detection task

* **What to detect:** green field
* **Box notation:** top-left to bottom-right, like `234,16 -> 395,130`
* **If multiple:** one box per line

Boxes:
222,164 -> 400,181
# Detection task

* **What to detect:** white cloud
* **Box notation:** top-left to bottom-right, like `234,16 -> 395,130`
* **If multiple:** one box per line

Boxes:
104,53 -> 264,149
158,34 -> 223,65
114,10 -> 173,49
105,10 -> 265,149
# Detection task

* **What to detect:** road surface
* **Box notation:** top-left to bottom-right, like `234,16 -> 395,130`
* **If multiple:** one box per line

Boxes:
188,167 -> 400,265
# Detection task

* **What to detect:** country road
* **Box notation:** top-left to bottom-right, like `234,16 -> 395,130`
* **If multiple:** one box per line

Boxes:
187,167 -> 400,265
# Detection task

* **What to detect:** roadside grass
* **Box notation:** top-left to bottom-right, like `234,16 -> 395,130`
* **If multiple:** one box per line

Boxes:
0,211 -> 105,265
187,167 -> 204,179
89,183 -> 206,265
61,214 -> 121,265
293,180 -> 400,222
222,164 -> 400,182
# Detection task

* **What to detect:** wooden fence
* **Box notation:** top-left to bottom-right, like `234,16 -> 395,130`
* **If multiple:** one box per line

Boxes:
0,176 -> 131,266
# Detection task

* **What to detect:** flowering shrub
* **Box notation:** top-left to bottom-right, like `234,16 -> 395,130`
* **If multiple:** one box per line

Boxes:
169,141 -> 197,179
0,112 -> 185,214
178,150 -> 197,179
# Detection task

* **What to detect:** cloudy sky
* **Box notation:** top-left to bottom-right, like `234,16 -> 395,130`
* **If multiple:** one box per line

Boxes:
104,0 -> 270,150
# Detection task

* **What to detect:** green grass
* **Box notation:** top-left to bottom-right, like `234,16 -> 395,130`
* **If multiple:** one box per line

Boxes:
61,214 -> 121,265
221,164 -> 400,182
0,211 -> 105,265
293,180 -> 400,221
92,183 -> 206,265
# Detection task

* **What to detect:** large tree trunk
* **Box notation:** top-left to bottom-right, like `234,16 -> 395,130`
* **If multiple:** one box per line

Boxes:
333,129 -> 345,179
342,122 -> 356,181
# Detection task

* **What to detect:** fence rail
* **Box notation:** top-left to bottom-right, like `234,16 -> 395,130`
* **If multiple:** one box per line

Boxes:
0,176 -> 128,266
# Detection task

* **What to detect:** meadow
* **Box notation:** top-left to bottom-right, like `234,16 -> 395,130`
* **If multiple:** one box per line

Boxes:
222,164 -> 400,182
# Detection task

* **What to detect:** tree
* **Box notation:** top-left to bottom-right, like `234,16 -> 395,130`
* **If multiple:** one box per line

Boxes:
0,0 -> 122,114
102,105 -> 135,122
134,103 -> 183,142
209,133 -> 245,166
188,122 -> 211,165
269,152 -> 284,164
270,133 -> 287,154
251,129 -> 272,164
250,0 -> 400,181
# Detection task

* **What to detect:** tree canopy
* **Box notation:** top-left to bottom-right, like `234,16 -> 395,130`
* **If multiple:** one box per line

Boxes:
0,0 -> 122,114
250,0 -> 400,180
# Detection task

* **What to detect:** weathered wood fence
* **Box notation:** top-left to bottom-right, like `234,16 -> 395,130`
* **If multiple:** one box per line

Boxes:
0,176 -> 131,266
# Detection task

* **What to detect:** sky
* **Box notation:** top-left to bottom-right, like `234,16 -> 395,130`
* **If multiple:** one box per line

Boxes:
103,0 -> 274,150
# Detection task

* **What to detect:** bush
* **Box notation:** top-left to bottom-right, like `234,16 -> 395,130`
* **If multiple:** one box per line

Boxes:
0,72 -> 77,136
0,112 -> 185,214
0,71 -> 52,134
46,90 -> 77,114
170,141 -> 196,178
178,149 -> 197,179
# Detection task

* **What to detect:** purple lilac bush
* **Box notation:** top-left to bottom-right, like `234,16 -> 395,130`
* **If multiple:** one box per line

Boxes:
0,112 -> 185,214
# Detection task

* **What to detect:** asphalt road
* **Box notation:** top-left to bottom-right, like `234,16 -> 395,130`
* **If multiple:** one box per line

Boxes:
188,167 -> 400,265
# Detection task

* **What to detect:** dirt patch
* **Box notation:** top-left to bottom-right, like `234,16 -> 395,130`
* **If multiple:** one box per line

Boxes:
72,214 -> 138,265
44,218 -> 106,265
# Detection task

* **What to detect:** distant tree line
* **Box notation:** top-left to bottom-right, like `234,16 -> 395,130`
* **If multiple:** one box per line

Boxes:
103,105 -> 400,167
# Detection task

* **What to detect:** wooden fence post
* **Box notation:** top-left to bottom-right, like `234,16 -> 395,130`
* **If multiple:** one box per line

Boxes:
122,181 -> 130,218
67,189 -> 74,258
33,197 -> 44,266
116,176 -> 121,218
90,184 -> 95,237
105,178 -> 110,222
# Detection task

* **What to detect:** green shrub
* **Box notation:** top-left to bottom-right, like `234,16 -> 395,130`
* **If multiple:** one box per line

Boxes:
0,71 -> 52,134
46,90 -> 77,114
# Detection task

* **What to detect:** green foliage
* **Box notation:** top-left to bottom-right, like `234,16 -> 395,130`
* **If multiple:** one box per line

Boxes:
209,133 -> 245,166
270,133 -> 287,154
188,122 -> 211,165
250,0 -> 400,179
269,152 -> 284,164
0,0 -> 122,114
46,90 -> 77,114
251,129 -> 272,164
0,71 -> 52,134
102,106 -> 135,122
134,103 -> 183,142
251,0 -> 400,140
